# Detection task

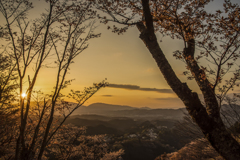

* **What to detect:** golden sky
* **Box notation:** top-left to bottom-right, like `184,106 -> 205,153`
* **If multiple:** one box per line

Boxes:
33,24 -> 186,108
4,0 -> 240,109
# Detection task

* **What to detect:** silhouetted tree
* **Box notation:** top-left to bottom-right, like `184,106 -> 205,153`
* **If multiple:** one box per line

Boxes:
0,0 -> 107,159
95,0 -> 240,159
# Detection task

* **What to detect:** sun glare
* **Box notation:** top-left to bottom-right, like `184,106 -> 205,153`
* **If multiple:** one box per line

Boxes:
21,93 -> 26,98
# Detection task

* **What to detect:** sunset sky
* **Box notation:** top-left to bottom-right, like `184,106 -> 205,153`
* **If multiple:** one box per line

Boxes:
10,0 -> 240,109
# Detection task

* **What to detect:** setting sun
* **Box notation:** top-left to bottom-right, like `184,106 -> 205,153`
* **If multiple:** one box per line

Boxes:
21,93 -> 26,98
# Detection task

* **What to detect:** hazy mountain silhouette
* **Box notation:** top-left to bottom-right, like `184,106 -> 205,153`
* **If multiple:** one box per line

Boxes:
71,102 -> 185,120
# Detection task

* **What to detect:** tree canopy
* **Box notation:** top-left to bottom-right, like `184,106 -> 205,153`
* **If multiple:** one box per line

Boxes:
94,0 -> 240,159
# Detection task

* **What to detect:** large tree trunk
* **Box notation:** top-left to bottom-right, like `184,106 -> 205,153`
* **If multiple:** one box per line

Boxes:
136,0 -> 240,159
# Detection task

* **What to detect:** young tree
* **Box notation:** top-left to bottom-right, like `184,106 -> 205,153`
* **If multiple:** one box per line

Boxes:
0,53 -> 18,158
95,0 -> 240,159
0,0 -> 106,159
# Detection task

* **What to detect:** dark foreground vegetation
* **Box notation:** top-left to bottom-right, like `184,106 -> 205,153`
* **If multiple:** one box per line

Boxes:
1,0 -> 240,159
62,102 -> 240,160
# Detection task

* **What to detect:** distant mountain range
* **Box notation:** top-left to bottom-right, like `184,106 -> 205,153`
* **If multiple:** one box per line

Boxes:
81,103 -> 137,111
71,103 -> 186,120
63,103 -> 240,136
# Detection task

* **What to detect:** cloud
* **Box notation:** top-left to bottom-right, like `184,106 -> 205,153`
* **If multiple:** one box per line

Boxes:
153,97 -> 180,101
107,83 -> 173,93
101,95 -> 114,97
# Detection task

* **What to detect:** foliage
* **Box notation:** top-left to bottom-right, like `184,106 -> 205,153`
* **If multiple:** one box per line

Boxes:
0,52 -> 19,158
155,138 -> 224,160
95,0 -> 240,104
160,100 -> 240,160
46,124 -> 124,160
0,54 -> 18,105
0,0 -> 115,159
94,0 -> 240,159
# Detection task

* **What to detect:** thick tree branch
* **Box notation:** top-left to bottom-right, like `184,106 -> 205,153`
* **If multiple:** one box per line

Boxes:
137,1 -> 240,159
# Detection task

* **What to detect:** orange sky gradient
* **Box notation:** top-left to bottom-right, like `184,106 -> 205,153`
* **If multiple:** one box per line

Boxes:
6,0 -> 240,109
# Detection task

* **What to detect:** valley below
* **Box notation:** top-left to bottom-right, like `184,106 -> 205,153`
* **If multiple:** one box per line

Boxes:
62,103 -> 190,160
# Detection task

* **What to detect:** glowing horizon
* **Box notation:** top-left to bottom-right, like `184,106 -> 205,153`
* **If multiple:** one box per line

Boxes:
11,0 -> 240,109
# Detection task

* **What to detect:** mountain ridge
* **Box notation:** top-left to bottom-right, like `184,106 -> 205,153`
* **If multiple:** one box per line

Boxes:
71,102 -> 185,120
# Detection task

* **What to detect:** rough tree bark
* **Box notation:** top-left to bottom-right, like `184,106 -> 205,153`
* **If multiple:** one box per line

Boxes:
136,0 -> 240,159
